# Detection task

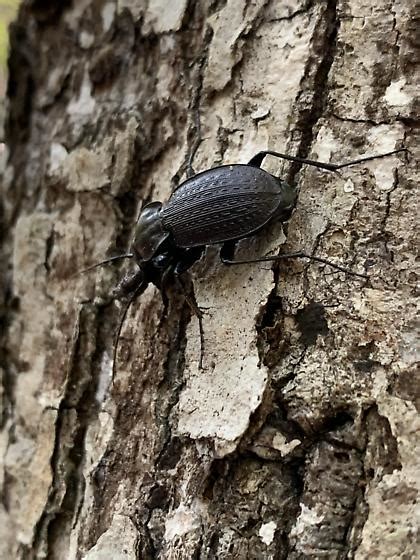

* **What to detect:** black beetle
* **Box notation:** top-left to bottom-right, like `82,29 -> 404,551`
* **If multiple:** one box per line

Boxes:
84,147 -> 406,369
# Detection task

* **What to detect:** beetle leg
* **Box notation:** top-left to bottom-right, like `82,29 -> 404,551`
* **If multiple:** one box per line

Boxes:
174,247 -> 204,275
186,160 -> 196,178
221,250 -> 368,279
112,268 -> 145,299
247,148 -> 406,171
112,277 -> 148,382
220,240 -> 237,263
173,251 -> 206,369
175,274 -> 206,370
173,248 -> 207,320
160,264 -> 175,312
174,280 -> 205,370
175,273 -> 204,317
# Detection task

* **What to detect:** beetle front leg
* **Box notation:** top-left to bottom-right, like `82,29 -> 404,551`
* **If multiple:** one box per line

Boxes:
112,268 -> 146,299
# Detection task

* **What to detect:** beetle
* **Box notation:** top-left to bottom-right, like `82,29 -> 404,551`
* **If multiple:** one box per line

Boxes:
84,147 -> 406,369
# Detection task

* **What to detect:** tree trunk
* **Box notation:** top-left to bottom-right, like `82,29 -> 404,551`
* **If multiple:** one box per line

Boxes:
1,1 -> 418,558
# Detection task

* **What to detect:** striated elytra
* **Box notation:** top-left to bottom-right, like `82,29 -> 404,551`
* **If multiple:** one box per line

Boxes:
134,163 -> 296,263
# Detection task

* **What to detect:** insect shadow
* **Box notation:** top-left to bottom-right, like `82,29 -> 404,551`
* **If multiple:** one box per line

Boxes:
80,147 -> 406,374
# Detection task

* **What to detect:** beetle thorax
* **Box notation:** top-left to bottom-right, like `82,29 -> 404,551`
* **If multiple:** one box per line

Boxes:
132,201 -> 170,262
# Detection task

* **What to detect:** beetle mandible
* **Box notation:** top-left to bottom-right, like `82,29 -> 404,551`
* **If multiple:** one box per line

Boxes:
84,147 -> 406,370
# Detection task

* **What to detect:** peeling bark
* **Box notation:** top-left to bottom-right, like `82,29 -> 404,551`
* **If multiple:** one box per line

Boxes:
0,1 -> 418,559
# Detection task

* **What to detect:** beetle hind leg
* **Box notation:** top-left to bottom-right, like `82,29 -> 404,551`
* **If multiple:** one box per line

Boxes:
247,148 -> 406,171
221,246 -> 368,279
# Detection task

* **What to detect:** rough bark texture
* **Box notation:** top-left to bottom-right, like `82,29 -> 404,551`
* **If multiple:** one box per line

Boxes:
0,1 -> 418,559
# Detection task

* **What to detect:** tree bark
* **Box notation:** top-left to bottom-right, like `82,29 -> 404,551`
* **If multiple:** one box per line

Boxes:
0,1 -> 418,558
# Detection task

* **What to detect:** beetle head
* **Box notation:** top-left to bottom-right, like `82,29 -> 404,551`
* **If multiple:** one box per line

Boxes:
132,202 -> 170,262
277,181 -> 298,221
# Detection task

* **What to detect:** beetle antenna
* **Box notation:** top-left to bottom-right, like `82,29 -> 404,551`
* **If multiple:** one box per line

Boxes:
76,254 -> 134,275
